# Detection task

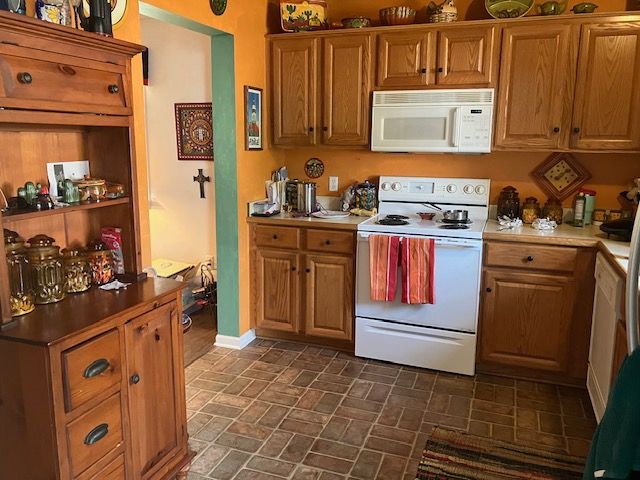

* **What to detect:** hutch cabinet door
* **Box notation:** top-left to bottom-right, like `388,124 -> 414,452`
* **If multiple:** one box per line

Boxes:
479,269 -> 577,374
125,302 -> 185,479
254,249 -> 301,333
436,26 -> 498,86
571,22 -> 640,151
322,34 -> 372,146
494,24 -> 576,149
304,254 -> 353,341
376,30 -> 436,87
270,37 -> 319,146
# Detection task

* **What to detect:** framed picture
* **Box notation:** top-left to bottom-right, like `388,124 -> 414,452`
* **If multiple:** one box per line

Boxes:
174,103 -> 214,161
244,86 -> 263,150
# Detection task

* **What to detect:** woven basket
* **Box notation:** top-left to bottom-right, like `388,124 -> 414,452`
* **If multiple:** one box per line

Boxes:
429,11 -> 457,22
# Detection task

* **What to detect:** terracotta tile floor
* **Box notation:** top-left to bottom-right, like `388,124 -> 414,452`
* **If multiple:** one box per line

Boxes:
185,339 -> 596,480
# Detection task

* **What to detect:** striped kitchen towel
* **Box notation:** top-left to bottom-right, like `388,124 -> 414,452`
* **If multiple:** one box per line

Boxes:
401,236 -> 435,304
369,234 -> 401,302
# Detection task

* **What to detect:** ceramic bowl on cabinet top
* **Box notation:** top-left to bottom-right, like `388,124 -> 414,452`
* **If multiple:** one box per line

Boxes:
341,16 -> 372,28
485,0 -> 534,18
379,6 -> 417,25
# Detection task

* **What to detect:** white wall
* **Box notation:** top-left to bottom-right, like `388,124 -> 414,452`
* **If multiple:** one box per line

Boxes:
141,16 -> 216,265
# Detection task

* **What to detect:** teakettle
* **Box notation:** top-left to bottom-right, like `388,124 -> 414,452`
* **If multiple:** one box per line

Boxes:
77,0 -> 113,36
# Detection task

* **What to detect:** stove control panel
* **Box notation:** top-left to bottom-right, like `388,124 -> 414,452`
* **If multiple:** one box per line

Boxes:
378,176 -> 491,205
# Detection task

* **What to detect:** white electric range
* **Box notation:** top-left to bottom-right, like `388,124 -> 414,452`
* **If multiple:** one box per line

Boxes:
355,176 -> 490,375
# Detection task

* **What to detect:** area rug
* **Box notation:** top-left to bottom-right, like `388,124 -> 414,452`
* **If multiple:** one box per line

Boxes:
417,428 -> 585,480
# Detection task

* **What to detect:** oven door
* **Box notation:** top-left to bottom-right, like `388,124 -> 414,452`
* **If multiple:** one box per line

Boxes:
355,232 -> 482,332
371,105 -> 460,152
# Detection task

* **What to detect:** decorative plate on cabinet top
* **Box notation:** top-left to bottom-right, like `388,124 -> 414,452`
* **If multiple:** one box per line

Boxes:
485,0 -> 534,18
281,0 -> 328,32
210,0 -> 227,16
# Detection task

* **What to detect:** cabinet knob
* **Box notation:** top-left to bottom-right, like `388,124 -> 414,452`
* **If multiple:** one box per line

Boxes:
553,127 -> 560,133
291,266 -> 297,272
323,126 -> 328,132
573,127 -> 580,134
17,72 -> 32,84
272,234 -> 278,240
130,373 -> 140,385
325,240 -> 331,245
305,268 -> 311,273
84,423 -> 109,445
437,67 -> 444,73
486,287 -> 492,293
526,255 -> 534,262
421,68 -> 428,74
108,84 -> 119,94
83,358 -> 110,378
309,126 -> 314,132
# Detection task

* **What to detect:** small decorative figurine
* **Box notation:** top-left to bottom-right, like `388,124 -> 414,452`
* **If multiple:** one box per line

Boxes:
571,1 -> 598,13
537,0 -> 566,15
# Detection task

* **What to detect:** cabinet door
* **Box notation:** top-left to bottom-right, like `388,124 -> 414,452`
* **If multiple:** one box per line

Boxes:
571,22 -> 640,150
271,38 -> 319,146
323,35 -> 372,146
480,269 -> 577,374
304,254 -> 353,341
376,30 -> 436,87
125,302 -> 186,479
436,26 -> 498,86
494,25 -> 577,149
254,249 -> 301,333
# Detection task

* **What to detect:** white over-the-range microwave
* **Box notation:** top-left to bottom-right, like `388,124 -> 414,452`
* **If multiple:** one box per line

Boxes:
370,88 -> 494,154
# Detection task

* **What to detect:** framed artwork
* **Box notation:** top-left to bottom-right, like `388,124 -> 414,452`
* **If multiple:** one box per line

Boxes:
244,86 -> 263,150
174,103 -> 214,161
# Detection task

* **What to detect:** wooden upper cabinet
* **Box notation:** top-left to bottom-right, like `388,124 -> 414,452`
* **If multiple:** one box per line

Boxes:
494,25 -> 577,149
254,249 -> 300,333
271,37 -> 318,146
376,30 -> 435,87
436,26 -> 498,86
323,34 -> 372,145
571,22 -> 640,150
304,254 -> 354,341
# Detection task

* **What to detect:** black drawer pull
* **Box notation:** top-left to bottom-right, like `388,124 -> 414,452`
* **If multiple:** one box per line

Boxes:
553,127 -> 560,133
421,68 -> 428,74
291,266 -> 297,272
108,84 -> 119,94
84,423 -> 109,445
325,240 -> 331,245
437,67 -> 444,73
573,127 -> 580,134
272,234 -> 278,240
526,256 -> 534,262
305,268 -> 311,273
17,72 -> 32,84
323,126 -> 328,132
83,358 -> 110,378
130,373 -> 140,385
309,127 -> 314,132
486,287 -> 492,293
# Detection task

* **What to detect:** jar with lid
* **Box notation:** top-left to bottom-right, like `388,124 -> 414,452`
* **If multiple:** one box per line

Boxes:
62,248 -> 92,293
521,197 -> 541,224
542,198 -> 563,224
86,240 -> 114,285
27,234 -> 66,304
355,180 -> 377,211
496,186 -> 520,219
4,229 -> 35,316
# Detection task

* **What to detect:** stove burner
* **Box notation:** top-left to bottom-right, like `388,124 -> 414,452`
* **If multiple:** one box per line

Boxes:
439,224 -> 470,230
386,215 -> 409,220
378,218 -> 409,226
440,218 -> 473,225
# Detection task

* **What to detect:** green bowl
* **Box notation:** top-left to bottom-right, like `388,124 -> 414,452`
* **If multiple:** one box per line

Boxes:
485,0 -> 534,18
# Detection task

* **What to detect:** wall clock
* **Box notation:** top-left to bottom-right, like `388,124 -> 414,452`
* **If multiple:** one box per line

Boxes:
531,153 -> 591,201
210,0 -> 227,15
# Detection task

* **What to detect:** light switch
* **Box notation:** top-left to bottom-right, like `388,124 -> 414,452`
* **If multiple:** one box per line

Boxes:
329,176 -> 339,192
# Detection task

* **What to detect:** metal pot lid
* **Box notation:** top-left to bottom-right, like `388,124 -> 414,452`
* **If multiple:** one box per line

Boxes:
4,228 -> 23,245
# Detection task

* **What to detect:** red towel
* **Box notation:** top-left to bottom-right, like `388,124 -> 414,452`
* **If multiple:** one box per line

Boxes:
401,237 -> 435,304
369,235 -> 400,302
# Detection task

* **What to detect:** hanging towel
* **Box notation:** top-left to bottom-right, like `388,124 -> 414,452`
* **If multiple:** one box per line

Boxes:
369,235 -> 400,302
401,236 -> 435,304
583,347 -> 640,480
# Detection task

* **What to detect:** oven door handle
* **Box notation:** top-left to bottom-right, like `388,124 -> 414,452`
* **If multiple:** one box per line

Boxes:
357,232 -> 480,248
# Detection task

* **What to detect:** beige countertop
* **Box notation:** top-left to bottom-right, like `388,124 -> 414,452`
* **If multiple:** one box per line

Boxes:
247,213 -> 369,231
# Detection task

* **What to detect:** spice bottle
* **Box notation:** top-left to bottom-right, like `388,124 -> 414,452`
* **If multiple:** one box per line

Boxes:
573,192 -> 586,227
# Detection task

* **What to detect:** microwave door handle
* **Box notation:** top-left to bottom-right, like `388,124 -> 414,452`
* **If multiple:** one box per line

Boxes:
451,108 -> 459,147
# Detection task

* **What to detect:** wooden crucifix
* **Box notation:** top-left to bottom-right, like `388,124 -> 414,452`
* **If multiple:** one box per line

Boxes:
193,169 -> 211,199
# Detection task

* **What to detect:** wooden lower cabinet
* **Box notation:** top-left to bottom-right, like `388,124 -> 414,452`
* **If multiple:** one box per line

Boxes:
0,279 -> 193,479
251,223 -> 355,346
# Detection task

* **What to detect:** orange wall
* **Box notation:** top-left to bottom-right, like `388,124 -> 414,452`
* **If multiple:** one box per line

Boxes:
113,0 -> 281,334
285,149 -> 640,209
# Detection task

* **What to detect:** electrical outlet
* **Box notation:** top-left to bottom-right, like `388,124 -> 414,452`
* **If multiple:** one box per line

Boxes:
329,176 -> 339,192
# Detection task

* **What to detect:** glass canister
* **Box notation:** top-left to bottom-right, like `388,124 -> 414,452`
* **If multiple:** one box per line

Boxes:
496,186 -> 520,219
86,240 -> 114,286
27,234 -> 66,304
4,229 -> 35,316
521,197 -> 541,224
62,248 -> 92,293
542,198 -> 563,224
355,181 -> 377,211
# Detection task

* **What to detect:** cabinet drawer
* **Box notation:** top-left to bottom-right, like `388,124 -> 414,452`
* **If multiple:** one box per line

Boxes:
63,329 -> 121,412
305,229 -> 354,255
254,225 -> 300,249
485,242 -> 577,273
76,453 -> 125,480
0,47 -> 129,115
66,393 -> 123,478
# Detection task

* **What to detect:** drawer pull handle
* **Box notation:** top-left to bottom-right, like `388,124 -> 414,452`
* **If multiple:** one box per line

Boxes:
272,234 -> 278,240
130,373 -> 140,385
573,127 -> 580,134
17,72 -> 32,84
83,358 -> 110,378
108,84 -> 120,94
553,127 -> 560,133
325,240 -> 331,245
486,287 -> 492,293
526,256 -> 534,262
84,423 -> 109,445
58,65 -> 76,75
421,68 -> 427,74
291,266 -> 297,272
437,67 -> 444,73
305,268 -> 311,273
309,127 -> 314,132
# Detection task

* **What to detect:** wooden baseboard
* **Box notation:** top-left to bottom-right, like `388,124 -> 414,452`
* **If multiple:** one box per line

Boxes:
476,361 -> 586,387
255,328 -> 354,352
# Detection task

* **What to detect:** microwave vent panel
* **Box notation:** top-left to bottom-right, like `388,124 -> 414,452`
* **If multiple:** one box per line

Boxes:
373,89 -> 494,106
